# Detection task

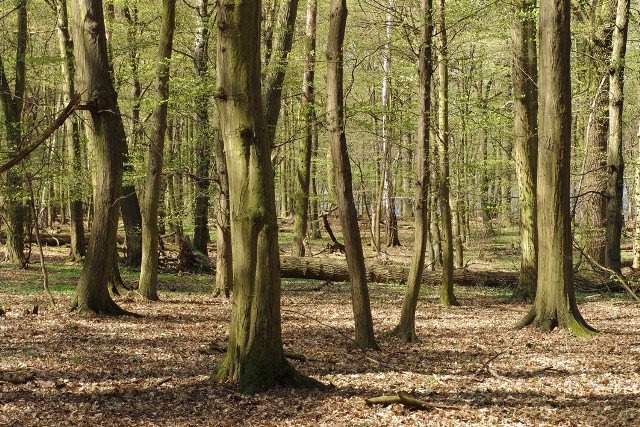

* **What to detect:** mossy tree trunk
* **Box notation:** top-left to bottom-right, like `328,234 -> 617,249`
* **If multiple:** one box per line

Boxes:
214,132 -> 232,297
436,0 -> 457,307
213,0 -> 319,393
605,0 -> 630,272
516,0 -> 595,335
511,0 -> 538,300
326,0 -> 378,350
70,0 -> 130,315
392,0 -> 433,343
0,0 -> 27,267
292,0 -> 317,257
139,0 -> 176,301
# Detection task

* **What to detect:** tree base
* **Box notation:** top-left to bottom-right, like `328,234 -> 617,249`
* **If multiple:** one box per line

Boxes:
69,296 -> 139,317
214,356 -> 325,394
515,306 -> 598,337
390,323 -> 419,343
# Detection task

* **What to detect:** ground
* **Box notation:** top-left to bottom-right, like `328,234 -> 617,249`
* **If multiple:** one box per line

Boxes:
1,225 -> 640,426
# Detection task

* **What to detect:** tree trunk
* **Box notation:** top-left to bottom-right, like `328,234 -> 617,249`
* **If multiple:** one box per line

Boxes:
292,0 -> 317,257
139,0 -> 176,301
633,122 -> 640,269
192,0 -> 211,256
392,0 -> 432,343
605,0 -> 630,272
213,0 -> 320,393
517,0 -> 594,335
436,0 -> 457,306
214,132 -> 232,297
70,0 -> 130,315
511,0 -> 538,300
326,0 -> 378,350
0,0 -> 27,267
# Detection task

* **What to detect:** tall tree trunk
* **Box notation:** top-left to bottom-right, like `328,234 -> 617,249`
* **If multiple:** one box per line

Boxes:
436,0 -> 457,307
517,0 -> 595,335
326,0 -> 378,350
51,0 -> 85,261
0,0 -> 27,267
512,0 -> 538,300
213,0 -> 320,393
633,122 -> 640,269
605,0 -> 630,272
139,0 -> 176,301
192,0 -> 212,255
292,0 -> 317,257
214,131 -> 232,297
392,0 -> 433,343
70,0 -> 130,315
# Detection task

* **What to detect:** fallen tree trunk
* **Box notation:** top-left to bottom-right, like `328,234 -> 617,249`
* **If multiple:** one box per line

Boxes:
280,256 -> 608,290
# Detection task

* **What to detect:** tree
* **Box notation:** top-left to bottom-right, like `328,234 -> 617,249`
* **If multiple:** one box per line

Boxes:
605,0 -> 630,272
292,0 -> 317,257
392,0 -> 433,343
436,0 -> 457,307
213,0 -> 320,393
0,0 -> 28,267
139,0 -> 176,301
70,0 -> 130,315
326,0 -> 378,349
511,0 -> 538,300
516,0 -> 595,335
192,0 -> 212,256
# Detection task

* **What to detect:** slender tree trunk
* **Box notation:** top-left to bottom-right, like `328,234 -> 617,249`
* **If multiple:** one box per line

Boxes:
436,0 -> 457,307
633,122 -> 640,269
392,0 -> 433,343
292,0 -> 317,257
70,0 -> 131,315
213,0 -> 320,393
214,131 -> 232,297
512,0 -> 538,300
517,0 -> 595,335
51,0 -> 85,261
192,0 -> 212,255
0,0 -> 27,267
605,0 -> 630,272
326,0 -> 378,350
139,0 -> 176,301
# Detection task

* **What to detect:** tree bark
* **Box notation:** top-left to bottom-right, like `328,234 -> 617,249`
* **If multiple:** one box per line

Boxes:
326,0 -> 378,350
0,0 -> 27,267
605,0 -> 630,272
213,0 -> 320,393
213,132 -> 232,297
192,0 -> 212,256
70,0 -> 131,315
511,0 -> 538,300
436,0 -> 457,306
292,0 -> 317,257
139,0 -> 176,301
517,0 -> 595,335
392,0 -> 433,343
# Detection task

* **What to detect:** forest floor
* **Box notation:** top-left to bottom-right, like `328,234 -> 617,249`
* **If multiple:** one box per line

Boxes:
1,221 -> 639,426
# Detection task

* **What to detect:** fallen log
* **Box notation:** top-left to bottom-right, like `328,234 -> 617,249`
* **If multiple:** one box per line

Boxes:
280,256 -> 606,290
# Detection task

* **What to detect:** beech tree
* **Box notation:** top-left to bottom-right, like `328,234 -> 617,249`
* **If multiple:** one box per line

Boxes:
511,0 -> 538,300
0,0 -> 27,267
326,0 -> 378,350
213,0 -> 320,393
392,0 -> 433,343
139,0 -> 176,301
70,0 -> 130,315
516,0 -> 595,335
